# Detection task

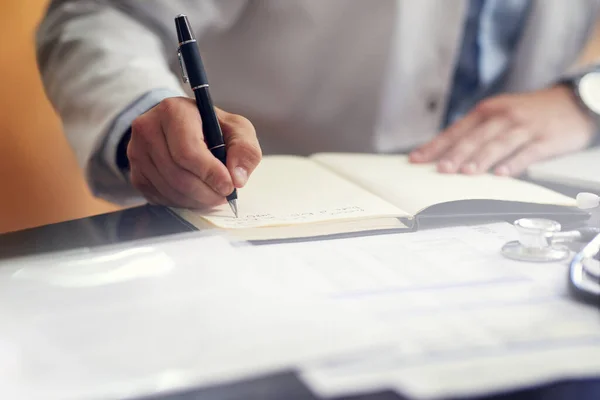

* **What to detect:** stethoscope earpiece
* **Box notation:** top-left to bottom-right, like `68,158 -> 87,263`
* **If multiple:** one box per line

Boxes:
576,192 -> 600,210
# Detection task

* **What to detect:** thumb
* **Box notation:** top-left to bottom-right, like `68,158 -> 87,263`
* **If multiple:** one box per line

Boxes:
217,108 -> 262,188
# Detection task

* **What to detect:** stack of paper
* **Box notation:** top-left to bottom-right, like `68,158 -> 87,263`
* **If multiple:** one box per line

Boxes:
2,223 -> 599,400
0,233 -> 391,400
235,223 -> 600,399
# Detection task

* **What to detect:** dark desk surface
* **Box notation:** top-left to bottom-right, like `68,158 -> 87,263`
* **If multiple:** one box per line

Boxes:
1,182 -> 600,400
0,205 -> 193,260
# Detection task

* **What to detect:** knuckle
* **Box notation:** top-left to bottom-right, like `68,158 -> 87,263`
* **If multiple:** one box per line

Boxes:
419,137 -> 445,155
175,146 -> 202,169
226,113 -> 254,130
224,113 -> 259,141
451,142 -> 476,158
504,107 -> 526,124
429,139 -> 448,152
156,97 -> 179,116
231,140 -> 263,169
479,143 -> 502,160
131,113 -> 159,143
474,96 -> 509,116
504,130 -> 527,146
131,116 -> 148,138
474,98 -> 496,115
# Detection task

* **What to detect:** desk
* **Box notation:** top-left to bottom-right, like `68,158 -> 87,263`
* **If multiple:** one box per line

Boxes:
0,205 -> 192,260
1,181 -> 599,400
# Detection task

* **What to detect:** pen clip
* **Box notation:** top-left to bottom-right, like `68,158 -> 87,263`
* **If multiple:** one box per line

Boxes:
177,48 -> 189,83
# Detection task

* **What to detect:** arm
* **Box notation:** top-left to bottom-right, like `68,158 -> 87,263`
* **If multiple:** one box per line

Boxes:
36,1 -> 186,204
36,0 -> 254,206
410,13 -> 600,177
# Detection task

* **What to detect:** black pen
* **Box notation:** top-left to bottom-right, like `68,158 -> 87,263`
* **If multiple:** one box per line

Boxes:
175,14 -> 238,217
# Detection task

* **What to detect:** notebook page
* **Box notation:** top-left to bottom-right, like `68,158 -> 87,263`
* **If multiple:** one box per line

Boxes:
233,223 -> 600,399
311,153 -> 576,216
174,155 -> 407,229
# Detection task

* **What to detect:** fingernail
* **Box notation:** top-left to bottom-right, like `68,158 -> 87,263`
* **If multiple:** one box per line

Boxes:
234,167 -> 248,187
463,162 -> 477,174
495,165 -> 510,176
217,182 -> 233,196
438,160 -> 454,173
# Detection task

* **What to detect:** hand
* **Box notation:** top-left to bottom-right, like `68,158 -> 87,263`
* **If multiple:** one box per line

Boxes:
127,97 -> 262,209
409,86 -> 596,176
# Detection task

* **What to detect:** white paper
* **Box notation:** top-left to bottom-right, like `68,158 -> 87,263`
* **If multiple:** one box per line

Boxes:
0,233 -> 390,400
175,156 -> 405,229
236,223 -> 600,399
311,153 -> 576,215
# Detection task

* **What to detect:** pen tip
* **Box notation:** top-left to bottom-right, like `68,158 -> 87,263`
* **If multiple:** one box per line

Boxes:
229,199 -> 238,218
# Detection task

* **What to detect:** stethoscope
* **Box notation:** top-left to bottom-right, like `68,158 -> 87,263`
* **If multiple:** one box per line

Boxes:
501,193 -> 600,303
501,218 -> 600,263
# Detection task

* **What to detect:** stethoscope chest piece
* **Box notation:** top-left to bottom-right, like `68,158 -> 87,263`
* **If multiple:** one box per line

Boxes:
501,218 -> 571,262
501,240 -> 570,262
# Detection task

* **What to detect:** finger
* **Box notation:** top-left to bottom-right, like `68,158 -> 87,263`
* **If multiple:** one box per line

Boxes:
148,153 -> 225,208
129,165 -> 166,206
129,127 -> 206,207
158,98 -> 234,196
147,127 -> 228,205
409,110 -> 483,163
437,117 -> 512,173
494,140 -> 557,177
131,131 -> 221,209
131,145 -> 189,207
463,127 -> 533,174
217,108 -> 262,188
147,153 -> 224,209
128,137 -> 165,204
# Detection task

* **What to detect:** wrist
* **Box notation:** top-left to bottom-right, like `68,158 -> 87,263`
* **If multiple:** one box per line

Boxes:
558,70 -> 600,127
104,88 -> 184,180
116,127 -> 132,174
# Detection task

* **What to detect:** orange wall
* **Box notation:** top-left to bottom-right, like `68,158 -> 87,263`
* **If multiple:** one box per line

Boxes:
0,0 -> 120,234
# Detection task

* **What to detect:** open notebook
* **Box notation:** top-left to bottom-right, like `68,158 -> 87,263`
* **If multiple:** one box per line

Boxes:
172,153 -> 588,241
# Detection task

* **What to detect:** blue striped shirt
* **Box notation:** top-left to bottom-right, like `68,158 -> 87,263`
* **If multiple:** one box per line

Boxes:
444,0 -> 531,127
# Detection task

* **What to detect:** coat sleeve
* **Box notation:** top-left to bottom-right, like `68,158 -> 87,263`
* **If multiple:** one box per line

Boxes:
35,0 -> 246,205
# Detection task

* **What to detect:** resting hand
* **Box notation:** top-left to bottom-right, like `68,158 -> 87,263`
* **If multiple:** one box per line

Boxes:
127,97 -> 262,209
409,86 -> 595,176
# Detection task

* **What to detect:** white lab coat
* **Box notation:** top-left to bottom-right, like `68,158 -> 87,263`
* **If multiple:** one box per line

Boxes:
36,0 -> 600,204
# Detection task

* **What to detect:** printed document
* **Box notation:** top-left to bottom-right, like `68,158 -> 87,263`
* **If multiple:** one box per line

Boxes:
0,233 -> 390,400
237,223 -> 600,399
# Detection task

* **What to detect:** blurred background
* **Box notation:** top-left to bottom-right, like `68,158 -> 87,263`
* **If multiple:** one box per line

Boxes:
3,1 -> 600,235
0,1 -> 120,234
